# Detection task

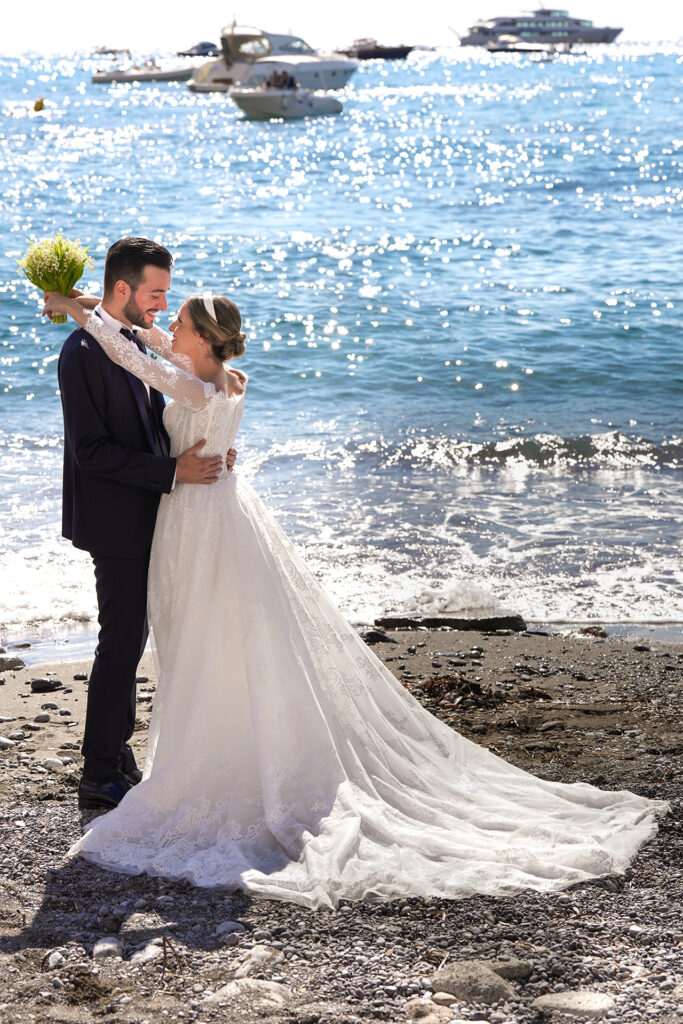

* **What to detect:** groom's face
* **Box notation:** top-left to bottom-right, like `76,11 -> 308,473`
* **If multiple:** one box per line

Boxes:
124,265 -> 171,329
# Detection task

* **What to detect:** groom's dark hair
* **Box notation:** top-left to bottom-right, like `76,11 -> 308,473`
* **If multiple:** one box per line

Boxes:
103,237 -> 173,297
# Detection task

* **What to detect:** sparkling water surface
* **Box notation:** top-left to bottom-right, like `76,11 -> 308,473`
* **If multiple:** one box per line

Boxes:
1,45 -> 682,647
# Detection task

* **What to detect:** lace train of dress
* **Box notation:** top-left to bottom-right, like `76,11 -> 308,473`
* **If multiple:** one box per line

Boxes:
69,367 -> 668,908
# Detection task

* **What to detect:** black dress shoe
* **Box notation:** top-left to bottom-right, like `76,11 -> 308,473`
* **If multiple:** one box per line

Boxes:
122,767 -> 143,786
78,776 -> 132,811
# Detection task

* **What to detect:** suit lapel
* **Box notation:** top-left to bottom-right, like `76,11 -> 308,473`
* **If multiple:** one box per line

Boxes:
92,310 -> 167,457
122,368 -> 160,455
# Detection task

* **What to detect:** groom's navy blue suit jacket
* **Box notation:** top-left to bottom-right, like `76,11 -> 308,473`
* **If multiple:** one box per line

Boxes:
58,325 -> 176,559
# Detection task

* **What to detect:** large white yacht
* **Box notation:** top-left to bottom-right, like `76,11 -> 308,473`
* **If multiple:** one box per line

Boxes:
459,8 -> 622,48
188,26 -> 357,93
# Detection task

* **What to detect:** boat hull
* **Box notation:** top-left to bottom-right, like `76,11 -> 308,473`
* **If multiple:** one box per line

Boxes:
340,45 -> 414,60
229,88 -> 343,119
461,27 -> 621,47
92,66 -> 194,83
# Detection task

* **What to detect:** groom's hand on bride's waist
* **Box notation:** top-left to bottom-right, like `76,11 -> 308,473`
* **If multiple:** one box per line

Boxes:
176,440 -> 223,485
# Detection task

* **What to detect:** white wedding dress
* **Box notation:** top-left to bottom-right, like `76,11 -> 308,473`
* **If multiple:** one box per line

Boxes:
69,314 -> 668,909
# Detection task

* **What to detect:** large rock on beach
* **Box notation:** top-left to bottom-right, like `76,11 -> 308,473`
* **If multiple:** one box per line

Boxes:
30,677 -> 63,693
532,990 -> 616,1018
430,961 -> 516,1004
234,943 -> 284,978
203,977 -> 291,1010
215,919 -> 245,938
375,614 -> 527,633
129,942 -> 163,965
484,956 -> 533,980
405,996 -> 453,1022
0,656 -> 25,671
92,936 -> 123,960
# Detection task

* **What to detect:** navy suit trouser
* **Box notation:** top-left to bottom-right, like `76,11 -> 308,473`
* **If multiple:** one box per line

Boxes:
81,550 -> 150,783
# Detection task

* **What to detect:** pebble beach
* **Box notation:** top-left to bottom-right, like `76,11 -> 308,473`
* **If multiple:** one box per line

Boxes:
1,625 -> 681,1023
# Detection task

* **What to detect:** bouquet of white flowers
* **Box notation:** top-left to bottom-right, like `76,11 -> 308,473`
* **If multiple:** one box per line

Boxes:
19,235 -> 94,323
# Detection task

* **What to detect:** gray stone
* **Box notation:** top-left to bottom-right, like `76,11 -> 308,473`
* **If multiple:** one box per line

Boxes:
431,962 -> 516,1004
375,614 -> 527,632
34,713 -> 51,723
0,737 -> 16,749
47,951 -> 65,970
405,997 -> 452,1022
235,944 -> 285,978
8,731 -> 26,741
432,990 -> 458,1005
129,942 -> 163,965
41,758 -> 63,770
92,936 -> 123,960
203,977 -> 292,1009
30,677 -> 62,693
484,957 -> 533,980
0,656 -> 25,671
532,991 -> 616,1018
215,919 -> 246,938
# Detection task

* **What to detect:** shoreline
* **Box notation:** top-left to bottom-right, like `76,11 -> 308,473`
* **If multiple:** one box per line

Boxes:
4,617 -> 683,667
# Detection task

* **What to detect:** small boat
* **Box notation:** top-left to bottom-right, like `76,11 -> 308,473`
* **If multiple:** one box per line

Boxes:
229,87 -> 343,120
339,38 -> 415,60
92,46 -> 131,57
177,41 -> 221,57
92,62 -> 196,84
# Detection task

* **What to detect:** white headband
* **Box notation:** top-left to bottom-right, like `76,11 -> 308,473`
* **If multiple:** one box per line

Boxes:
202,291 -> 217,322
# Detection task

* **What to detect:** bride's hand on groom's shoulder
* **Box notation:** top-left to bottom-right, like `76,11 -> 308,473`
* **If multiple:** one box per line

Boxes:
227,368 -> 247,396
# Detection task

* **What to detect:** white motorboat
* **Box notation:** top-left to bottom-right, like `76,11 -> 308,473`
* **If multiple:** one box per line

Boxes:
229,87 -> 343,119
92,62 -> 195,84
188,26 -> 357,93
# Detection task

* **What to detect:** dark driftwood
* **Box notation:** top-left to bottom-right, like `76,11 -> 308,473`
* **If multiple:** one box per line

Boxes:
374,615 -> 527,633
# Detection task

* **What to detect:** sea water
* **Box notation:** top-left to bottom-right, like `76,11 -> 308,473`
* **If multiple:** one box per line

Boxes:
1,44 -> 682,654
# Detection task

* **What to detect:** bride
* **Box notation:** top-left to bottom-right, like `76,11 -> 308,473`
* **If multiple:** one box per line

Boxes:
45,290 -> 667,910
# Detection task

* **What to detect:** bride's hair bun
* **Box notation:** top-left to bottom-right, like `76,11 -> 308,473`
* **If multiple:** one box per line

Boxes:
187,294 -> 247,361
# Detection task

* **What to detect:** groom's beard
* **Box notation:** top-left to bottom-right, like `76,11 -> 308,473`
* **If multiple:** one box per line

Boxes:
123,295 -> 154,329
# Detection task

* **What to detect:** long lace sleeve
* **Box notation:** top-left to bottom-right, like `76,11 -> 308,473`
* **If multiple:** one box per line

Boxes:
83,313 -> 218,412
137,324 -> 248,397
137,324 -> 195,372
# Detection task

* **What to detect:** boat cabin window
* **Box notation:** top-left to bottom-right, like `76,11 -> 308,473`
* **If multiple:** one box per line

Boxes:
238,38 -> 271,58
275,37 -> 315,55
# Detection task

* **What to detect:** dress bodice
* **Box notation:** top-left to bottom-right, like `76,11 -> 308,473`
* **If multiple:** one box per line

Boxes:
163,392 -> 245,478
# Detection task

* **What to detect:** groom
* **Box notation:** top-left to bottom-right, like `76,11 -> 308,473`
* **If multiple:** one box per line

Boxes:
58,237 -> 232,810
